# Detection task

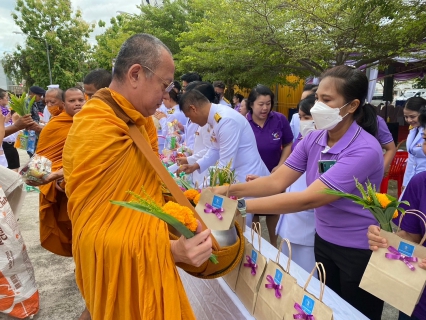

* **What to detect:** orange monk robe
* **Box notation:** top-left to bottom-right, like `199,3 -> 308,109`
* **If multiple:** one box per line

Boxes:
62,88 -> 195,320
36,111 -> 73,257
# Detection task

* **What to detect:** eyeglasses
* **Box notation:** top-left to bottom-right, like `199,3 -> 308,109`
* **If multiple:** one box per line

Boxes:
141,65 -> 174,93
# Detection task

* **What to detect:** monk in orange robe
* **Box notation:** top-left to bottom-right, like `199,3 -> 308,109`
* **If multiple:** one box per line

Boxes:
31,88 -> 86,257
62,34 -> 213,320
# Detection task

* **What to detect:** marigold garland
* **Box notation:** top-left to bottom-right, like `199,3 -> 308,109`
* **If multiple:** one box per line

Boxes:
193,193 -> 201,205
184,189 -> 200,201
162,201 -> 198,232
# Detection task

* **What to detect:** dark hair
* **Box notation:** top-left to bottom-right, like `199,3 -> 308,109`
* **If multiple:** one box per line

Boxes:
180,72 -> 202,83
84,69 -> 112,89
113,34 -> 171,81
420,108 -> 426,128
0,88 -> 7,99
234,93 -> 244,103
320,65 -> 378,136
404,97 -> 426,112
184,81 -> 219,104
63,87 -> 84,101
172,80 -> 181,92
46,88 -> 64,101
303,84 -> 318,92
298,93 -> 316,116
179,89 -> 210,112
246,85 -> 274,114
169,84 -> 182,104
213,81 -> 226,89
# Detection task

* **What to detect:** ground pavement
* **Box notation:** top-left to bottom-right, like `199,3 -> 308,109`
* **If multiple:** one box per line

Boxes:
0,150 -> 398,319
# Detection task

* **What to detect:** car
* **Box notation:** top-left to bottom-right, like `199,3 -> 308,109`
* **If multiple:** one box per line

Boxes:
395,89 -> 426,106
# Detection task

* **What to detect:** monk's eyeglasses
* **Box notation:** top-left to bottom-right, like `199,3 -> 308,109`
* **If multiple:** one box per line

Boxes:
141,65 -> 174,93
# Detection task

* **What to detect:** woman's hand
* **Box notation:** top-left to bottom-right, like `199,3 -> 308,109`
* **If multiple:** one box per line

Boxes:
171,221 -> 213,267
176,157 -> 188,165
246,174 -> 260,182
367,225 -> 388,251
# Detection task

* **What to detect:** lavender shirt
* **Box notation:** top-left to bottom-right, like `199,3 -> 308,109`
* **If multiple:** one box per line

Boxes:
285,121 -> 384,249
393,171 -> 426,319
247,111 -> 293,172
376,115 -> 394,145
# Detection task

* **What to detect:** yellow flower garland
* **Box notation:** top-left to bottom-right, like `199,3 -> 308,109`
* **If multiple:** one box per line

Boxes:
162,201 -> 198,232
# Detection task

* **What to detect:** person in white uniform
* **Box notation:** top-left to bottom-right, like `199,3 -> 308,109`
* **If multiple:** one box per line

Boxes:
213,81 -> 232,107
289,84 -> 318,141
402,97 -> 426,188
177,89 -> 270,185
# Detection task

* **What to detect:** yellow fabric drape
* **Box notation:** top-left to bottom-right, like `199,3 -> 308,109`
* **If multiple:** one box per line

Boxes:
62,88 -> 194,320
36,111 -> 73,257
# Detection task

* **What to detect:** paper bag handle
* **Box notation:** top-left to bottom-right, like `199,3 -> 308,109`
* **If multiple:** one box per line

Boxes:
397,209 -> 426,245
95,91 -> 220,250
276,238 -> 292,273
303,262 -> 326,302
251,222 -> 262,253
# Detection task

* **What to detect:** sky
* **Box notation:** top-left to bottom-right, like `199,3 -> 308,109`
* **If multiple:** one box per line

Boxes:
0,0 -> 150,57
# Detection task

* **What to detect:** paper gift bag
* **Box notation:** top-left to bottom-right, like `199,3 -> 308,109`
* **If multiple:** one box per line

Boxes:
235,222 -> 267,315
360,209 -> 426,316
284,262 -> 334,320
254,238 -> 297,320
195,188 -> 237,231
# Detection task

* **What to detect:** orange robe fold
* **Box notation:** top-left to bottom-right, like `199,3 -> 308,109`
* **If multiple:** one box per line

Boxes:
36,111 -> 73,257
62,89 -> 195,320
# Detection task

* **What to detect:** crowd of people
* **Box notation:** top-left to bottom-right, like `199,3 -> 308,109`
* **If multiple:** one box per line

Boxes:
1,32 -> 426,320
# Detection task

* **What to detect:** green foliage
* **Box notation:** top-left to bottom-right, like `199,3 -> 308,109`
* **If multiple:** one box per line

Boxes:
2,0 -> 94,88
9,93 -> 35,116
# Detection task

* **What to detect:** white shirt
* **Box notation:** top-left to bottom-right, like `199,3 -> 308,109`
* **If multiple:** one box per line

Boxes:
187,124 -> 211,187
43,106 -> 51,123
219,98 -> 231,107
158,105 -> 188,138
185,120 -> 198,150
195,103 -> 269,183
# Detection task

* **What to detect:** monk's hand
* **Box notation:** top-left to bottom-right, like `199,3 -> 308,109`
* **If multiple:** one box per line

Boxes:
27,169 -> 64,186
171,224 -> 213,267
177,163 -> 199,175
367,225 -> 388,251
176,157 -> 188,165
14,114 -> 33,130
154,111 -> 166,120
26,122 -> 43,132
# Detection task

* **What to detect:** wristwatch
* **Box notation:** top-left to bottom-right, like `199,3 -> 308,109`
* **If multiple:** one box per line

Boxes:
237,198 -> 247,217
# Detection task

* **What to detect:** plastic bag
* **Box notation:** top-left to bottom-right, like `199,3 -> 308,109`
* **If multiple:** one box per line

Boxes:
0,186 -> 39,318
19,154 -> 52,184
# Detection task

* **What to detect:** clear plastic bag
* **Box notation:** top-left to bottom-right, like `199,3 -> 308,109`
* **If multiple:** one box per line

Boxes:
19,154 -> 52,184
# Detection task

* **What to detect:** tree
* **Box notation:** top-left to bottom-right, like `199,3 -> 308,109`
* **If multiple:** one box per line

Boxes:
2,0 -> 94,88
177,0 -> 426,86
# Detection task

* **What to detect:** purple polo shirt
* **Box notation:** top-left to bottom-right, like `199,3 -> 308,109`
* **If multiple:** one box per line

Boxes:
393,171 -> 426,319
247,111 -> 293,172
376,115 -> 394,145
285,121 -> 384,249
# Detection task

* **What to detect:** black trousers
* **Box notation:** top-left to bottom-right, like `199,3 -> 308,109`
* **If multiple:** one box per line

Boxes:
2,142 -> 20,169
315,233 -> 384,320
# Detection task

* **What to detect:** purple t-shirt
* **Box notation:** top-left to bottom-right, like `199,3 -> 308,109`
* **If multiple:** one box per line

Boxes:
285,121 -> 384,249
376,115 -> 394,145
247,111 -> 293,172
393,171 -> 426,319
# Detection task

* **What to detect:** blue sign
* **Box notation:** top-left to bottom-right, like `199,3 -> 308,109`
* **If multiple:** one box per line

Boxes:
251,250 -> 258,264
274,269 -> 283,285
212,195 -> 224,209
398,241 -> 415,257
301,295 -> 315,315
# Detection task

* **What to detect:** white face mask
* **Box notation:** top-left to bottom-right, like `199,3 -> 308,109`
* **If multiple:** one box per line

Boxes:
299,120 -> 316,137
310,101 -> 349,130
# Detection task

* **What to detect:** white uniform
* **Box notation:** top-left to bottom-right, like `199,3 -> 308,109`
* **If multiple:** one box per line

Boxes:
195,103 -> 269,183
185,120 -> 198,150
219,98 -> 231,107
290,113 -> 300,142
187,124 -> 211,187
403,126 -> 426,187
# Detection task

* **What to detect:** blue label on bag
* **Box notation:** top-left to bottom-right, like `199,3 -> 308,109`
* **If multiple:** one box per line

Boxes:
251,250 -> 258,264
301,295 -> 315,315
212,195 -> 224,209
398,241 -> 415,257
274,269 -> 283,285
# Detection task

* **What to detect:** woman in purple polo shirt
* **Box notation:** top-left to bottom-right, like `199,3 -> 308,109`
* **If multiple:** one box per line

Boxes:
246,85 -> 293,247
215,65 -> 385,319
368,113 -> 426,320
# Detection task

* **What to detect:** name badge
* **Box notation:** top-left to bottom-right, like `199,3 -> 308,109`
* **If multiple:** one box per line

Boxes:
318,160 -> 336,173
398,241 -> 415,257
212,195 -> 224,209
274,269 -> 283,285
251,250 -> 258,264
301,295 -> 315,315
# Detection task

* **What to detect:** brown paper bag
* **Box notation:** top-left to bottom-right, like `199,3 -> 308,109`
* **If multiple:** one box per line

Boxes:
195,188 -> 237,230
254,238 -> 297,320
222,245 -> 243,292
284,262 -> 334,320
235,222 -> 267,315
360,209 -> 426,316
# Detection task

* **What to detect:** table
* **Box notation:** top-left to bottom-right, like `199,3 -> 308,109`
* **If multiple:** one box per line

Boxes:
178,227 -> 368,320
